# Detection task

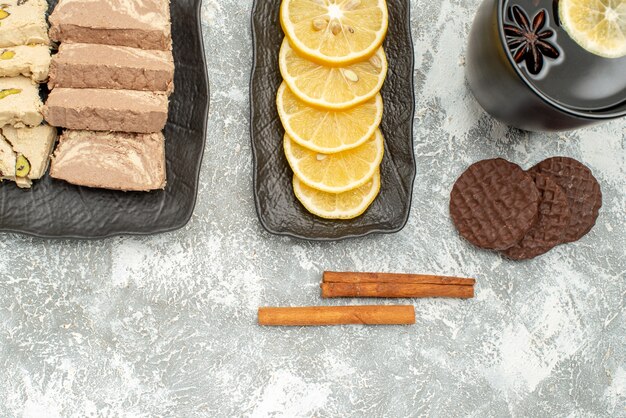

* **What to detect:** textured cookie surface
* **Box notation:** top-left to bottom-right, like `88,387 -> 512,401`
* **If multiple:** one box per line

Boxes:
529,157 -> 602,243
450,158 -> 540,250
502,172 -> 571,260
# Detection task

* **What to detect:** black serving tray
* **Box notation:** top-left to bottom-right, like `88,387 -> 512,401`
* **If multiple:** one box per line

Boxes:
0,0 -> 209,239
250,0 -> 416,240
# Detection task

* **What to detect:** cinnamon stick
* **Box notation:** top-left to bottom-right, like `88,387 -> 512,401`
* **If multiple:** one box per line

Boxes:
322,271 -> 475,299
321,282 -> 474,298
258,305 -> 415,326
323,271 -> 476,286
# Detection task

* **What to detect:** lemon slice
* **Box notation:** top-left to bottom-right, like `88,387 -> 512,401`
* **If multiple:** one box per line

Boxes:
276,82 -> 383,154
559,0 -> 626,58
280,0 -> 389,66
284,129 -> 384,193
293,169 -> 380,219
279,40 -> 387,110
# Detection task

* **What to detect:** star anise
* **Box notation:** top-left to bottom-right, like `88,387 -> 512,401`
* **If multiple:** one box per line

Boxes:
504,5 -> 560,75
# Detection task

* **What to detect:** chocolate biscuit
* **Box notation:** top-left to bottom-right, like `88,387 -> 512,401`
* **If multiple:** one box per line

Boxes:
502,172 -> 571,260
450,158 -> 540,250
529,157 -> 602,243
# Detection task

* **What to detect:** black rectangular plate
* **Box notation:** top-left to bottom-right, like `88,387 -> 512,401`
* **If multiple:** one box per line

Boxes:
250,0 -> 416,241
0,0 -> 209,239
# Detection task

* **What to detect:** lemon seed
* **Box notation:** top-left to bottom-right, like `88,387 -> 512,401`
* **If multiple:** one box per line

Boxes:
369,55 -> 382,69
312,17 -> 327,31
343,69 -> 359,82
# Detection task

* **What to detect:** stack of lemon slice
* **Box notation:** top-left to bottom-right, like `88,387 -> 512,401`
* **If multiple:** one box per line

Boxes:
277,0 -> 389,220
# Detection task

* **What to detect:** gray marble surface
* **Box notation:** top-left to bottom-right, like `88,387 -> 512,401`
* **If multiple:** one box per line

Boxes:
1,0 -> 625,416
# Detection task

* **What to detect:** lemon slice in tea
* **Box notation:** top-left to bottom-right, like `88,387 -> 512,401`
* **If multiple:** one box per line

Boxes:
559,0 -> 626,58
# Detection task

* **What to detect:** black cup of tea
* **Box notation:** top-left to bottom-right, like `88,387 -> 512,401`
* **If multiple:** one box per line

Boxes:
466,0 -> 626,132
